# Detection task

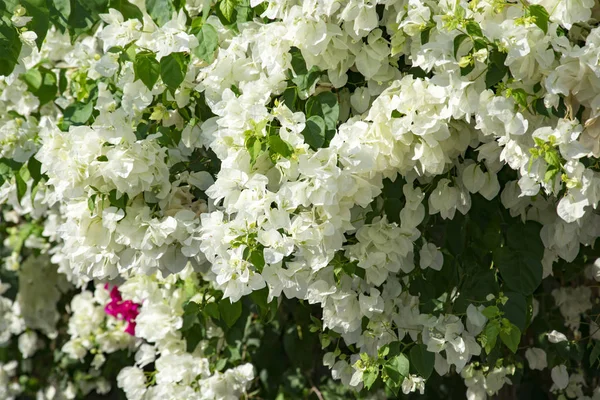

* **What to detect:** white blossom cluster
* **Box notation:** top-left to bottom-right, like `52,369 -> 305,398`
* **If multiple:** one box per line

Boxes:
1,0 -> 600,398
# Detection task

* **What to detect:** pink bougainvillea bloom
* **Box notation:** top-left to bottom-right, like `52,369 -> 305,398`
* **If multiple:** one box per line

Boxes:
104,284 -> 140,336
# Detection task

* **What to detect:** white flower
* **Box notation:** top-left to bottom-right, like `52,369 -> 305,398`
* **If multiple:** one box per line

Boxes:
117,367 -> 147,400
17,331 -> 38,358
547,330 -> 568,343
419,242 -> 443,271
551,365 -> 569,390
525,348 -> 547,370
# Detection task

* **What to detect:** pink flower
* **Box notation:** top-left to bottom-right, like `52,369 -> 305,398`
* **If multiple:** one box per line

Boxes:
104,284 -> 140,336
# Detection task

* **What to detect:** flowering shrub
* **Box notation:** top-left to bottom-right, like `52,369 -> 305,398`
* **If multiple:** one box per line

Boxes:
1,0 -> 600,399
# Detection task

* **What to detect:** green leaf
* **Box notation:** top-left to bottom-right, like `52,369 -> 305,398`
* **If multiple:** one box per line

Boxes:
193,23 -> 219,63
485,62 -> 507,88
134,51 -> 161,90
218,0 -> 240,23
363,368 -> 379,390
506,221 -> 544,260
184,323 -> 205,352
306,91 -> 339,139
499,323 -> 521,353
482,320 -> 501,354
22,69 -> 43,91
67,0 -> 109,37
460,63 -> 475,76
544,149 -> 562,169
27,156 -> 42,185
62,101 -> 94,128
15,170 -> 27,205
453,34 -> 469,58
268,135 -> 294,159
248,248 -> 265,272
145,0 -> 176,26
511,88 -> 529,109
36,68 -> 58,105
465,20 -> 483,37
409,344 -> 434,379
160,52 -> 188,93
481,305 -> 500,319
420,26 -> 431,44
289,47 -> 308,75
302,115 -> 326,149
245,135 -> 264,166
181,301 -> 202,330
108,189 -> 129,210
22,67 -> 57,105
219,299 -> 242,328
494,247 -> 542,295
384,354 -> 410,385
384,198 -> 402,224
590,341 -> 600,367
0,16 -> 22,76
109,0 -> 143,21
21,0 -> 50,48
501,292 -> 529,331
529,5 -> 549,34
204,302 -> 220,320
485,49 -> 508,88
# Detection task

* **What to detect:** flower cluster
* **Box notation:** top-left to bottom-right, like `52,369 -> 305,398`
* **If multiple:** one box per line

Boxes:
1,0 -> 600,399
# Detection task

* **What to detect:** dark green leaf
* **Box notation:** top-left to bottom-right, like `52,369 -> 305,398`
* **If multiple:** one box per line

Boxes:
302,115 -> 326,149
590,341 -> 600,366
181,301 -> 202,330
494,247 -> 542,295
248,248 -> 265,272
27,156 -> 42,185
485,62 -> 507,88
108,189 -> 128,209
384,198 -> 402,224
306,91 -> 339,137
184,323 -> 205,352
506,221 -> 544,260
219,299 -> 242,328
67,0 -> 109,37
0,16 -> 22,76
160,52 -> 188,93
460,63 -> 475,76
501,292 -> 529,331
421,26 -> 431,44
453,34 -> 469,58
21,0 -> 50,48
410,344 -> 434,379
36,68 -> 58,105
204,302 -> 220,320
289,47 -> 307,75
15,171 -> 27,205
109,0 -> 143,21
134,51 -> 161,90
529,5 -> 549,34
